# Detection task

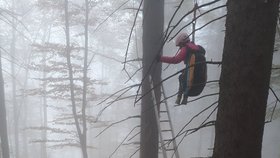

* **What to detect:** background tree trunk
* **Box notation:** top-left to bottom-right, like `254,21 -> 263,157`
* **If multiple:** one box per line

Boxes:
11,0 -> 19,157
21,54 -> 31,158
81,0 -> 89,156
64,0 -> 88,157
140,0 -> 164,158
213,0 -> 279,157
41,26 -> 50,158
0,49 -> 10,158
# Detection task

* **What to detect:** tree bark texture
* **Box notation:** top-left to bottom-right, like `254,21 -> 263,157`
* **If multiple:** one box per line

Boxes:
140,0 -> 164,158
213,0 -> 279,158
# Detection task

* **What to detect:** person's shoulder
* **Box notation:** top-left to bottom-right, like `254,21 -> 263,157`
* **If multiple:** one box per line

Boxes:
186,42 -> 199,50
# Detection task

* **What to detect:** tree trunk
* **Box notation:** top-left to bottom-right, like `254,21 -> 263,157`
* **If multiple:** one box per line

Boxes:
213,0 -> 279,158
64,0 -> 88,157
11,32 -> 19,158
21,53 -> 31,158
41,27 -> 50,158
11,1 -> 19,157
81,0 -> 89,156
0,49 -> 10,158
140,0 -> 164,158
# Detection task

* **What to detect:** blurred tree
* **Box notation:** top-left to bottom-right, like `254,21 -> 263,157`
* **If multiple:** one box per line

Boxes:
64,0 -> 89,157
0,49 -> 10,158
10,8 -> 19,158
213,0 -> 279,158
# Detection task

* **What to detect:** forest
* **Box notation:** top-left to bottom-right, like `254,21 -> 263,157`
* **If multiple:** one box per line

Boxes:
0,0 -> 280,158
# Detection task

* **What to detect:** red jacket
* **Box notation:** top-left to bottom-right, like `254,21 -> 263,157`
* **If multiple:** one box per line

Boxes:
160,42 -> 199,64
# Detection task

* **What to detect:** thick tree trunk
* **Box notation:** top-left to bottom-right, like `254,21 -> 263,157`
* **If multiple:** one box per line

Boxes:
0,50 -> 10,158
213,0 -> 279,158
140,0 -> 164,158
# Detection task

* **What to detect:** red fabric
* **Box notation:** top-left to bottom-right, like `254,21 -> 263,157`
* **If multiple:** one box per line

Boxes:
160,42 -> 199,64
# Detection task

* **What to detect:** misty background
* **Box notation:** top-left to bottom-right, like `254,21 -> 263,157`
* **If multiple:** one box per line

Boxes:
0,0 -> 280,158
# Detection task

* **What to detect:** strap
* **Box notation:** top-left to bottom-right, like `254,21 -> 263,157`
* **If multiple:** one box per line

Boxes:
184,44 -> 195,64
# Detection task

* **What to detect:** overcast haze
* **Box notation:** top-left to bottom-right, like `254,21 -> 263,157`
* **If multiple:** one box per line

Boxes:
0,0 -> 280,158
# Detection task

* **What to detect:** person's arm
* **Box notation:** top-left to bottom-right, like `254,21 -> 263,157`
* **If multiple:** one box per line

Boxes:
160,47 -> 186,64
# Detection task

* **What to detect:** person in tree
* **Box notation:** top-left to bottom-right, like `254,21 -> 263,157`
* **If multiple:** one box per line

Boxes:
159,32 -> 207,105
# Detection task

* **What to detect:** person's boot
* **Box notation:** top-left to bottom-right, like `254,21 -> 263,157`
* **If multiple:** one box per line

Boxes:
175,94 -> 182,104
180,95 -> 188,105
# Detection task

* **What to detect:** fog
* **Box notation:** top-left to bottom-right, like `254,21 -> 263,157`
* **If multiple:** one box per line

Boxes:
0,0 -> 279,158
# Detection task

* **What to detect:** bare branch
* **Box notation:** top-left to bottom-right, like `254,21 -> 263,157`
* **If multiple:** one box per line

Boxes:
176,100 -> 218,137
95,115 -> 140,137
170,121 -> 215,158
163,0 -> 187,41
270,87 -> 280,102
170,103 -> 217,158
92,0 -> 130,34
123,7 -> 143,11
123,0 -> 143,76
187,92 -> 219,104
127,131 -> 140,142
96,84 -> 140,106
88,49 -> 123,64
187,121 -> 215,137
123,58 -> 142,63
129,147 -> 140,158
199,105 -> 218,127
124,66 -> 143,84
0,9 -> 32,41
107,94 -> 138,104
96,84 -> 139,120
109,125 -> 140,158
164,0 -> 223,42
266,101 -> 278,123
266,87 -> 280,122
169,14 -> 227,42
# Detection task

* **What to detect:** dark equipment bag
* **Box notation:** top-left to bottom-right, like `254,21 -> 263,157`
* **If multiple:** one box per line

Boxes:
185,45 -> 207,96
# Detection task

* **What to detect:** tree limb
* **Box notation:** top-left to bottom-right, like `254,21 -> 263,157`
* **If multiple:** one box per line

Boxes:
95,115 -> 140,137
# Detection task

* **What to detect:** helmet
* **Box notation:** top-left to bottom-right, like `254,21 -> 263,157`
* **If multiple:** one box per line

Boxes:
175,33 -> 190,46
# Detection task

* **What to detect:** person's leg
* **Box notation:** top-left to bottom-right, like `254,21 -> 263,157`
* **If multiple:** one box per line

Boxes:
181,69 -> 189,105
176,72 -> 184,104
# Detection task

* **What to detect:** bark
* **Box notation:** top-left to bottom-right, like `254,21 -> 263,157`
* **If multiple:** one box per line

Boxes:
140,0 -> 164,158
213,0 -> 279,158
0,49 -> 10,158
